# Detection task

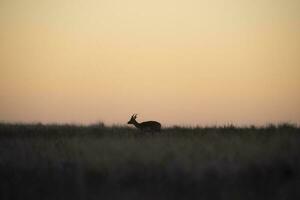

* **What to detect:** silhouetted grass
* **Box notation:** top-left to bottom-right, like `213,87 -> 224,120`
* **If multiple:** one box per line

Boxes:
0,123 -> 299,200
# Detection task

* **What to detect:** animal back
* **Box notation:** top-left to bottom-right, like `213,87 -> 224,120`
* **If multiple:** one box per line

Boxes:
140,121 -> 161,131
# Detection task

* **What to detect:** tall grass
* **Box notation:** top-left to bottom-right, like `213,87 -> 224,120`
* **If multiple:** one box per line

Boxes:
0,123 -> 299,200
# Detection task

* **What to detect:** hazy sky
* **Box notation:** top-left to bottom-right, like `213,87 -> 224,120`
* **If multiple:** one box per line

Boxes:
1,0 -> 299,125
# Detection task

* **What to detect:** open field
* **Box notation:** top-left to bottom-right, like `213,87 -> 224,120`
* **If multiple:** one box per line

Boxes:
0,123 -> 299,200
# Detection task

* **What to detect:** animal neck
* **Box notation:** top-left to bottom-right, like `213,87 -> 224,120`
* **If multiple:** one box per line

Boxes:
132,120 -> 141,128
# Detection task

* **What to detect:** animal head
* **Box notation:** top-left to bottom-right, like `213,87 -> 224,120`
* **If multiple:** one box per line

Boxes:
128,114 -> 138,124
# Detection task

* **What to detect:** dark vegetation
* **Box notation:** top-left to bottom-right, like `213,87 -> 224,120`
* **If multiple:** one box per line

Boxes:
0,123 -> 299,200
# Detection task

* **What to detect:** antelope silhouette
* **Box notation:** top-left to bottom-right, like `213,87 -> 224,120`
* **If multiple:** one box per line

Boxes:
127,114 -> 161,132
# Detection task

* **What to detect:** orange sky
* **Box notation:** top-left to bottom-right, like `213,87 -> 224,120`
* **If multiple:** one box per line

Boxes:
1,0 -> 299,125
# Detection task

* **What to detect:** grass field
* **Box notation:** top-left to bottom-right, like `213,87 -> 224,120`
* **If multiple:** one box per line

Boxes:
0,123 -> 299,200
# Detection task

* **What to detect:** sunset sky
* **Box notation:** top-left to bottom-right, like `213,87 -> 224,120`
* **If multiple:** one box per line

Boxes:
1,0 -> 299,126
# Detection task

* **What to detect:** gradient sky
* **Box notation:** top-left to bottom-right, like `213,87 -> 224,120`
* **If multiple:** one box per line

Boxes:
1,0 -> 299,126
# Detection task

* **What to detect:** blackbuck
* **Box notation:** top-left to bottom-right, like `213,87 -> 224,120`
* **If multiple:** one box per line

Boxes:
127,114 -> 161,132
